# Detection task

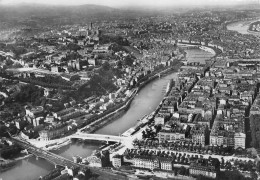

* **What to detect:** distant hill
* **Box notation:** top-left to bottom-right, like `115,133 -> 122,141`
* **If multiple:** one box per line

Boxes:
0,4 -> 122,27
0,3 -> 166,40
0,3 -> 117,16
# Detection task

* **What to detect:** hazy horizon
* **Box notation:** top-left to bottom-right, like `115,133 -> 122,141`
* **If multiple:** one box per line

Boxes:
0,0 -> 258,8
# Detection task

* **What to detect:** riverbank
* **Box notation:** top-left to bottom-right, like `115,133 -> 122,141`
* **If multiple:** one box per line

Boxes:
0,153 -> 33,173
178,41 -> 221,57
224,17 -> 260,29
0,160 -> 17,173
178,43 -> 216,55
247,30 -> 260,35
247,28 -> 260,35
1,46 -> 218,180
245,19 -> 260,35
226,17 -> 260,36
82,65 -> 180,134
22,64 -> 179,152
13,154 -> 33,161
21,43 -> 214,153
88,45 -> 214,136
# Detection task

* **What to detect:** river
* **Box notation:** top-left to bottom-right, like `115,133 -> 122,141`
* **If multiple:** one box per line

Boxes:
226,20 -> 260,35
185,49 -> 213,64
0,48 -> 214,180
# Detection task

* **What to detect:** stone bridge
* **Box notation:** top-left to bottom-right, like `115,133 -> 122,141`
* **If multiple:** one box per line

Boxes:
70,132 -> 129,143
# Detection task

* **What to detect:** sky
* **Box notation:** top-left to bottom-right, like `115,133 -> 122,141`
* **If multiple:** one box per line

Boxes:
0,0 -> 256,7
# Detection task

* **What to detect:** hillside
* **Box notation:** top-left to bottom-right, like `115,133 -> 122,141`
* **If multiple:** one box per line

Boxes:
0,4 -> 121,27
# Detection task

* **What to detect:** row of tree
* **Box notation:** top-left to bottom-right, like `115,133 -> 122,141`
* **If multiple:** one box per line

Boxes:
13,84 -> 44,104
0,144 -> 22,159
20,77 -> 75,90
133,139 -> 252,157
99,35 -> 129,46
249,114 -> 260,148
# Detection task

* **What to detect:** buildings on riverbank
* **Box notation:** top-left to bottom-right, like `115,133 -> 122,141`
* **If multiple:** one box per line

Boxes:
2,8 -> 260,180
104,26 -> 259,178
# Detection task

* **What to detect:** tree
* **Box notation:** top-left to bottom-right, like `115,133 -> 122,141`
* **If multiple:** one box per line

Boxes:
185,168 -> 189,176
180,166 -> 186,175
5,59 -> 14,66
58,45 -> 68,51
0,43 -> 6,49
70,75 -> 80,81
251,171 -> 257,180
123,56 -> 134,66
155,125 -> 162,133
67,66 -> 74,72
196,175 -> 212,180
4,44 -> 27,58
11,62 -> 23,68
67,43 -> 81,51
117,60 -> 123,69
142,131 -> 146,139
14,84 -> 44,105
0,144 -> 22,159
250,115 -> 260,148
256,162 -> 260,173
0,125 -> 8,138
102,61 -> 110,71
174,168 -> 178,176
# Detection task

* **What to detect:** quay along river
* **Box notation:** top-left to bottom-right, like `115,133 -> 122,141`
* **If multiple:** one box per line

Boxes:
0,48 -> 214,180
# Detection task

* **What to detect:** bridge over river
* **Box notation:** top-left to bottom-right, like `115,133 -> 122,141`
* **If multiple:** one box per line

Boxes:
11,137 -> 85,168
11,132 -> 133,167
70,132 -> 130,143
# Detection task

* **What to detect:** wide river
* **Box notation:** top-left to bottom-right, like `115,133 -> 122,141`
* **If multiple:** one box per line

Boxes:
0,48 -> 214,180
